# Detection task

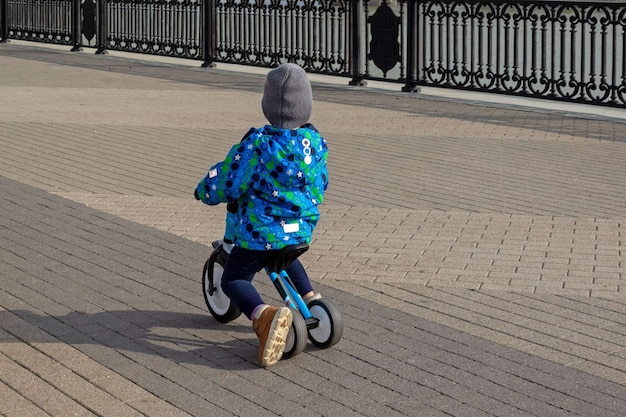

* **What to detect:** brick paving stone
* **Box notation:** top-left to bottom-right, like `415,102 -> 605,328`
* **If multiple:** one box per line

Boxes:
3,42 -> 626,416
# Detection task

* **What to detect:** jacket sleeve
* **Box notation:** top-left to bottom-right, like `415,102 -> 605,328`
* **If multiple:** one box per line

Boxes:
196,133 -> 259,205
305,124 -> 329,193
322,139 -> 329,191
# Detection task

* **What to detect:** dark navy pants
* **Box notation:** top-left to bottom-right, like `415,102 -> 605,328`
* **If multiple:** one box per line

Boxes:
221,246 -> 314,319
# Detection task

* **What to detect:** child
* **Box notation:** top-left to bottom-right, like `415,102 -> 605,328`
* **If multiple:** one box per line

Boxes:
195,63 -> 328,367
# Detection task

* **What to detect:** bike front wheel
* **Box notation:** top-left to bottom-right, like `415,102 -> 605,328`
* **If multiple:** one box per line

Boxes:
202,249 -> 241,323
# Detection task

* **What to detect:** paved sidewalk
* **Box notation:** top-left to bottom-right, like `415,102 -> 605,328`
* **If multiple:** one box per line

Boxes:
1,42 -> 626,416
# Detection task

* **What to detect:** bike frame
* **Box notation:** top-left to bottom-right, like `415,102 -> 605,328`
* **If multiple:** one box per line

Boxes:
209,240 -> 320,328
266,268 -> 319,328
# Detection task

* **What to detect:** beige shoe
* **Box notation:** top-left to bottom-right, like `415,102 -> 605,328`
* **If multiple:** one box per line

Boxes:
303,292 -> 322,304
252,306 -> 292,367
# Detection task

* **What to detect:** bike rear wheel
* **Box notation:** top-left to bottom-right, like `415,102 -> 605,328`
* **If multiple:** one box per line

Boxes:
283,308 -> 307,358
307,298 -> 343,348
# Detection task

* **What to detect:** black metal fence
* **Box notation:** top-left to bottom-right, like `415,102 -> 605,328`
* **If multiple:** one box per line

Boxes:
1,0 -> 624,107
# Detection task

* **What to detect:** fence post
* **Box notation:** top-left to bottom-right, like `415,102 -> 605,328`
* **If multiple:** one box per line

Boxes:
402,0 -> 419,92
71,0 -> 82,51
95,0 -> 107,54
0,0 -> 8,43
349,0 -> 366,86
201,0 -> 216,67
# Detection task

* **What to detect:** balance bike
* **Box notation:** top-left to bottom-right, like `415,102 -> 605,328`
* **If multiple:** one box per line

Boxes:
202,241 -> 343,358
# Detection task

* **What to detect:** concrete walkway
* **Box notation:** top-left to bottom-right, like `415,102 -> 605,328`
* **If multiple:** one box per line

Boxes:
1,41 -> 626,417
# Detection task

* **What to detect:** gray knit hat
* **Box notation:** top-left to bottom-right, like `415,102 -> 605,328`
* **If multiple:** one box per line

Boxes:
262,63 -> 313,129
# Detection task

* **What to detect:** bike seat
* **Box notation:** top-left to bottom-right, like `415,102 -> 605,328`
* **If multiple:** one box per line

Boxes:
265,243 -> 310,273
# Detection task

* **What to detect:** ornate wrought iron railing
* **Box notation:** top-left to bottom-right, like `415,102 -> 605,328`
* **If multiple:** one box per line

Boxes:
403,1 -> 626,105
1,0 -> 624,107
1,0 -> 77,45
104,0 -> 202,57
211,0 -> 350,74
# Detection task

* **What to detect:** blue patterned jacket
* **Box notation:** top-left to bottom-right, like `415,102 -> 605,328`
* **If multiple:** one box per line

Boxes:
196,124 -> 328,251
